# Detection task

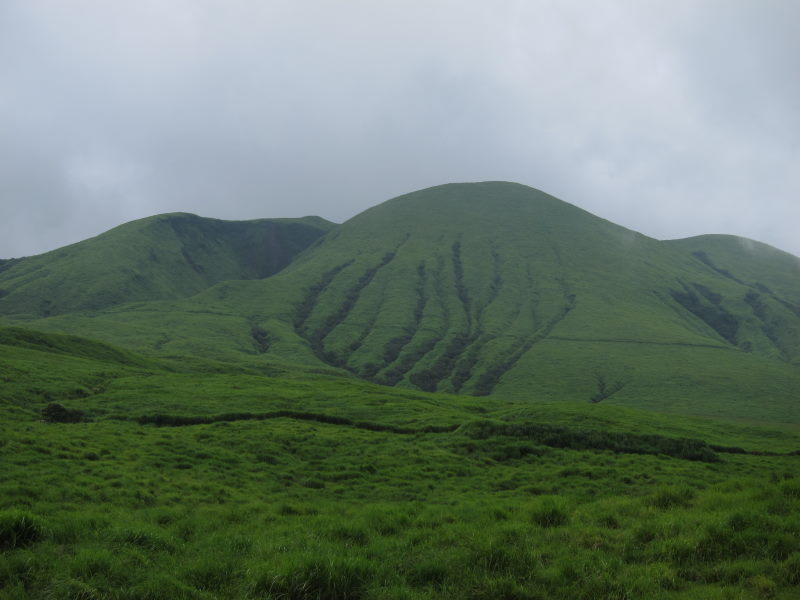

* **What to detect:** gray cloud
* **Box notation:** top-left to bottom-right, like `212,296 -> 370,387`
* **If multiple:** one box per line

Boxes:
1,0 -> 798,258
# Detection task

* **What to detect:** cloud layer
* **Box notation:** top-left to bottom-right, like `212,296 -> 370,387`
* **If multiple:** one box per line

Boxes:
2,0 -> 798,258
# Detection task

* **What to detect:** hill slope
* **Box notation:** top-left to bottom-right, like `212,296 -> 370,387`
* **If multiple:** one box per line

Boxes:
0,213 -> 334,317
5,182 -> 800,422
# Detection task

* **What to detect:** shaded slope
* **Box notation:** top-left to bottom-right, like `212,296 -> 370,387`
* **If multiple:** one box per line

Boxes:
664,235 -> 800,363
0,213 -> 334,317
0,326 -> 152,368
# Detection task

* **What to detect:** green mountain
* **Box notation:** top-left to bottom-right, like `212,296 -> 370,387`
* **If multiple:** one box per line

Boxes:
3,182 -> 799,422
0,213 -> 334,317
3,183 -> 800,599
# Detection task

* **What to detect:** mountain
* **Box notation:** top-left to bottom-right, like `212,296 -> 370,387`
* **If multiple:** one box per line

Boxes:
0,213 -> 334,317
5,186 -> 800,600
3,182 -> 799,422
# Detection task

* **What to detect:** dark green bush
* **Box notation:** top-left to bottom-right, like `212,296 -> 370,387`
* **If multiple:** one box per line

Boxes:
42,402 -> 84,423
461,420 -> 720,462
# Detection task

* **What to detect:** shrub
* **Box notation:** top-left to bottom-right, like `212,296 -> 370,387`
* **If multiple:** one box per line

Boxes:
42,402 -> 84,423
0,509 -> 44,550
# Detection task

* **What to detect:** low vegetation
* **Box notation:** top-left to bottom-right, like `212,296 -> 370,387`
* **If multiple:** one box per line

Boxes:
2,327 -> 799,599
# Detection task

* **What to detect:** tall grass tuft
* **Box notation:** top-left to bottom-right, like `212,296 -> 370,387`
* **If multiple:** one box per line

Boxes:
647,486 -> 695,510
250,555 -> 375,599
44,577 -> 102,600
0,509 -> 44,550
529,498 -> 569,528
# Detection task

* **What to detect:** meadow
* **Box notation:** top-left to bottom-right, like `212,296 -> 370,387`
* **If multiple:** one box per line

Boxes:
2,329 -> 799,599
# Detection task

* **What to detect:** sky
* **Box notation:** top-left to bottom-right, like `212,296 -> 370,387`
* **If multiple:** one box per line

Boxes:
2,0 -> 799,259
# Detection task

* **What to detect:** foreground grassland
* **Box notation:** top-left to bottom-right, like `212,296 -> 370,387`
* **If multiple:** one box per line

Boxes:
2,331 -> 800,599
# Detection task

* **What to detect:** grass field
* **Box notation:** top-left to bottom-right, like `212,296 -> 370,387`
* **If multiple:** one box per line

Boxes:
2,328 -> 799,599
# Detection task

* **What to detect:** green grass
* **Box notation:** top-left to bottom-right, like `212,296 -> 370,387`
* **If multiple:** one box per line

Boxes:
2,402 -> 799,598
2,328 -> 800,598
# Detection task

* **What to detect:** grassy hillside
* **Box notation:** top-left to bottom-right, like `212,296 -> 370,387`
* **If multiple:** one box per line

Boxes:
665,234 -> 800,363
3,185 -> 800,598
0,213 -> 334,318
2,326 -> 800,599
5,182 -> 800,424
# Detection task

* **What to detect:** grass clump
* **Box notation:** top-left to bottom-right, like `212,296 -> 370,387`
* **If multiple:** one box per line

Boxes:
250,555 -> 375,599
647,486 -> 695,509
43,578 -> 102,600
530,498 -> 569,528
0,509 -> 44,550
111,526 -> 175,553
783,552 -> 800,585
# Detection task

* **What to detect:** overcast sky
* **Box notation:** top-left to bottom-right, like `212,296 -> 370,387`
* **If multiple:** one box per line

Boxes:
2,0 -> 799,259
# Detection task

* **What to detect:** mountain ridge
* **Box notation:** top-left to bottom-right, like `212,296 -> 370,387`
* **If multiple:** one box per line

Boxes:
2,182 -> 798,423
0,213 -> 335,317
